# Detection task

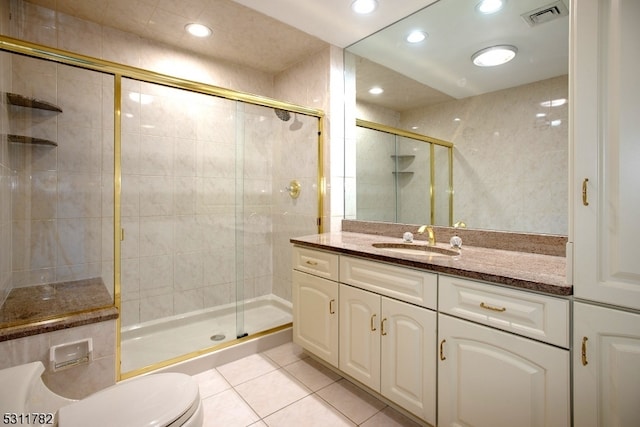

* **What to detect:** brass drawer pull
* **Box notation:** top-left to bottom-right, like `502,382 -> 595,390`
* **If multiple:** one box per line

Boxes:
329,299 -> 335,315
582,178 -> 589,206
480,302 -> 506,312
581,336 -> 588,366
305,260 -> 318,266
381,318 -> 388,336
370,314 -> 377,331
440,339 -> 446,361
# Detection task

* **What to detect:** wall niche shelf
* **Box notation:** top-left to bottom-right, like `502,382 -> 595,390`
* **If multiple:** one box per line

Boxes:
5,92 -> 62,147
5,92 -> 63,112
7,134 -> 58,147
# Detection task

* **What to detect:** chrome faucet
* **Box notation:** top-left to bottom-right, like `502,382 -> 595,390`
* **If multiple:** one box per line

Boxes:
417,225 -> 436,246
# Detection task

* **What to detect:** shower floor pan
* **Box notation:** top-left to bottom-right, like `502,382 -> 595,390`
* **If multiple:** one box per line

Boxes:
121,294 -> 292,373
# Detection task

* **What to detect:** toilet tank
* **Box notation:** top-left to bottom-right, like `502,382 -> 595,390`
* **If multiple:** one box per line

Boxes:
0,361 -> 75,423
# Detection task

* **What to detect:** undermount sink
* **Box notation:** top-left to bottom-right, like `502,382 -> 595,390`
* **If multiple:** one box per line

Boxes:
372,242 -> 459,257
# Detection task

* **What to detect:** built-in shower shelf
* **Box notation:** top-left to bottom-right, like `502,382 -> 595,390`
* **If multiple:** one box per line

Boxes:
7,134 -> 58,147
5,92 -> 63,112
390,155 -> 416,159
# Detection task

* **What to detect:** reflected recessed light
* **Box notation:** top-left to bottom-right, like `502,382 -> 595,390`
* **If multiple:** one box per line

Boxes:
129,92 -> 153,104
476,0 -> 505,14
352,0 -> 378,14
471,45 -> 517,67
185,23 -> 212,37
406,30 -> 428,44
540,98 -> 567,107
369,86 -> 384,95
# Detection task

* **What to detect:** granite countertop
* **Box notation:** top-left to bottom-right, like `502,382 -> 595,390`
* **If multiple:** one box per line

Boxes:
0,277 -> 119,342
291,231 -> 571,296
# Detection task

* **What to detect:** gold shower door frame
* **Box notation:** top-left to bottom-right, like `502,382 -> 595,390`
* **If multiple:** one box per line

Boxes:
355,119 -> 454,226
0,35 -> 326,380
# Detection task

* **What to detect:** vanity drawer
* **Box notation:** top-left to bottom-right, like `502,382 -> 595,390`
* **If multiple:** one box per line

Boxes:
293,246 -> 339,281
340,256 -> 437,309
439,275 -> 569,348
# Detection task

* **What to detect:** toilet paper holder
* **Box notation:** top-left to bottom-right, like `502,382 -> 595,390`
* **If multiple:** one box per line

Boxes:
49,338 -> 93,372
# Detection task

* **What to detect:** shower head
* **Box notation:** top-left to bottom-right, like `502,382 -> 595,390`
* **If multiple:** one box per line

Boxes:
274,108 -> 291,122
289,113 -> 303,131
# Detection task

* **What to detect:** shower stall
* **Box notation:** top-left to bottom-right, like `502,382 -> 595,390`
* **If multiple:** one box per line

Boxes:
0,42 -> 323,377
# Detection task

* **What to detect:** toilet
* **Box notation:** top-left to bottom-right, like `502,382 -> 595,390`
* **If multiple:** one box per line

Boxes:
0,362 -> 203,427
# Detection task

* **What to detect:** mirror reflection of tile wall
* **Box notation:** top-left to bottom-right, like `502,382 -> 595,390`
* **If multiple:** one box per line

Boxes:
356,75 -> 568,234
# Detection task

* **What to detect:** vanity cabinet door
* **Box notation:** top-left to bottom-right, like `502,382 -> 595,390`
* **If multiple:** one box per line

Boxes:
292,270 -> 338,366
438,314 -> 570,427
573,302 -> 640,427
571,0 -> 640,310
380,297 -> 436,425
339,284 -> 381,390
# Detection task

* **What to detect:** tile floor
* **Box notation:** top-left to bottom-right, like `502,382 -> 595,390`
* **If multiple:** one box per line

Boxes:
193,341 -> 425,427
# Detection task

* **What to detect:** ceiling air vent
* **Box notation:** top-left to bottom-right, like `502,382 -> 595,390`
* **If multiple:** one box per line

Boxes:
521,1 -> 569,27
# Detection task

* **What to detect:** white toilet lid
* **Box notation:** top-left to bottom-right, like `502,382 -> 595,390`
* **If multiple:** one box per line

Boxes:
58,373 -> 200,427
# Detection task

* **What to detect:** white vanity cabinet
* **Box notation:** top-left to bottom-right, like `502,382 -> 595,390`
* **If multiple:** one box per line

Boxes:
339,284 -> 436,423
571,0 -> 640,310
438,276 -> 570,427
292,246 -> 339,366
339,256 -> 437,424
571,1 -> 640,425
573,302 -> 640,427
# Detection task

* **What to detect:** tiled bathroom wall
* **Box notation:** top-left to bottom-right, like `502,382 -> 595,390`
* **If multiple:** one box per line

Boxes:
7,56 -> 114,290
0,2 -> 12,308
401,76 -> 568,234
3,0 -> 327,327
351,75 -> 568,235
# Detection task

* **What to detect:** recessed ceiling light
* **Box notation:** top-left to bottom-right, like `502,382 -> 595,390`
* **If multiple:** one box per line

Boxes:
352,0 -> 378,15
369,86 -> 383,95
406,30 -> 428,44
471,45 -> 517,67
476,0 -> 505,14
185,23 -> 212,38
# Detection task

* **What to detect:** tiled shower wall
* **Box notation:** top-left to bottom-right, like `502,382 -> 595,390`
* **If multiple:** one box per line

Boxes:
0,1 -> 11,307
8,57 -> 114,290
3,0 -> 327,326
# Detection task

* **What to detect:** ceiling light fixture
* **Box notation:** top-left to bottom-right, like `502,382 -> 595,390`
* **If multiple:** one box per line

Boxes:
406,30 -> 427,44
352,0 -> 378,15
471,45 -> 517,67
476,0 -> 505,14
185,23 -> 212,38
368,86 -> 384,95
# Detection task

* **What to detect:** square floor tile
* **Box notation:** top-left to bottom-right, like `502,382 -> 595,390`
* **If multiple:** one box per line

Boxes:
284,357 -> 341,392
263,341 -> 308,367
360,406 -> 425,427
216,353 -> 278,386
316,379 -> 387,425
201,389 -> 259,427
234,368 -> 311,418
193,368 -> 231,399
263,394 -> 356,427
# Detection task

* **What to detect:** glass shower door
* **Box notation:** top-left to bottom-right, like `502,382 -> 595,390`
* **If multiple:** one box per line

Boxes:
119,77 -> 243,372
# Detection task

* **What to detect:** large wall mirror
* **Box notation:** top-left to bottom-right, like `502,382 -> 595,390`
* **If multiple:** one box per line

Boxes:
345,0 -> 569,235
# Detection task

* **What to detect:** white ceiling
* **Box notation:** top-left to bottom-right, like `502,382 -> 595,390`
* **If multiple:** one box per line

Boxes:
22,0 -> 569,111
231,0 -> 438,48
